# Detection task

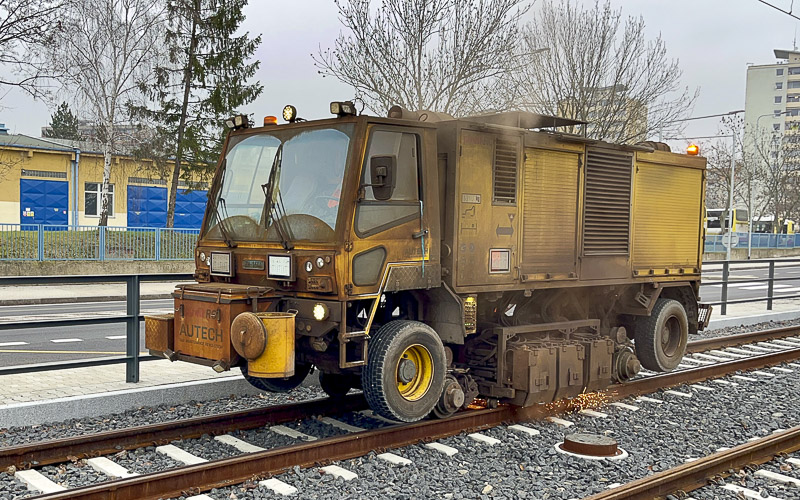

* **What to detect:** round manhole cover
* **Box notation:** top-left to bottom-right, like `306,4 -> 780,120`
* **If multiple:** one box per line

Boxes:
562,433 -> 618,457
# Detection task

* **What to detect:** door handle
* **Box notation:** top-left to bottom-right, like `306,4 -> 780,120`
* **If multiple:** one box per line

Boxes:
412,229 -> 429,239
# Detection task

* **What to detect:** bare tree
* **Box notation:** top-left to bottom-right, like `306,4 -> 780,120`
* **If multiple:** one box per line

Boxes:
0,0 -> 63,100
515,0 -> 696,144
314,0 -> 530,117
45,0 -> 164,225
748,124 -> 800,229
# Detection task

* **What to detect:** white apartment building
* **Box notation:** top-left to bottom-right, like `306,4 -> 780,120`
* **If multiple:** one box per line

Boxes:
744,49 -> 800,162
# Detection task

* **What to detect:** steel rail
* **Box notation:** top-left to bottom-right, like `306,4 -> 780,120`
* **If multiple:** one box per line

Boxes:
0,394 -> 368,470
34,346 -> 800,500
585,426 -> 800,500
687,325 -> 800,353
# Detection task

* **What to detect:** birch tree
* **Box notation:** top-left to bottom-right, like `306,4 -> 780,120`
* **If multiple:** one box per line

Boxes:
515,0 -> 696,144
0,0 -> 63,100
46,0 -> 163,225
314,0 -> 530,117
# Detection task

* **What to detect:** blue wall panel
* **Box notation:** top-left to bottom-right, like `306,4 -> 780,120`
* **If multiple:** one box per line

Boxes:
127,185 -> 167,228
174,189 -> 208,229
20,179 -> 69,225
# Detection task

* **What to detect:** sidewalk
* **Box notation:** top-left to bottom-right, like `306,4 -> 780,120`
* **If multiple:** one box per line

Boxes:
0,282 -> 186,306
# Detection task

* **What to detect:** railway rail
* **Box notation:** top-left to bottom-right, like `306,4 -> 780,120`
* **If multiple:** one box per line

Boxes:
4,325 -> 800,500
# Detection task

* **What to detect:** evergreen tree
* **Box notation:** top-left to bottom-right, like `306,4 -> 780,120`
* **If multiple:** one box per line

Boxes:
43,101 -> 83,140
131,0 -> 262,227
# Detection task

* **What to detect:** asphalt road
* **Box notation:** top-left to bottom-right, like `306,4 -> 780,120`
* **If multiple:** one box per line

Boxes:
0,299 -> 172,367
2,266 -> 800,368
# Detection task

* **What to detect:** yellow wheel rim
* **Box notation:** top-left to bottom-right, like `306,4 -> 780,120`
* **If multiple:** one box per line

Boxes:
396,344 -> 434,401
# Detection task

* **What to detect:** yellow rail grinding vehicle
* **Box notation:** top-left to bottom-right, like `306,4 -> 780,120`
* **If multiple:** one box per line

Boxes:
145,103 -> 711,422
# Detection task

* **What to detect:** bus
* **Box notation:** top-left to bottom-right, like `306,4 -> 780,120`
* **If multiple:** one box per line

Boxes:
752,215 -> 796,234
705,208 -> 749,235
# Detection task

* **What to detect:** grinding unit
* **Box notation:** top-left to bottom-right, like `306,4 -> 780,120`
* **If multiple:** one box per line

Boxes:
145,103 -> 710,422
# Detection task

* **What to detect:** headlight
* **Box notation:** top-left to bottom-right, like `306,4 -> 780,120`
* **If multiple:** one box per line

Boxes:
313,303 -> 329,321
305,261 -> 313,273
316,257 -> 325,268
199,252 -> 206,262
283,104 -> 297,122
206,256 -> 212,265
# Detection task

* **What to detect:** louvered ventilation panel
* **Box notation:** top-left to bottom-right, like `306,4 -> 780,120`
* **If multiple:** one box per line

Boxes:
493,137 -> 518,204
583,147 -> 632,255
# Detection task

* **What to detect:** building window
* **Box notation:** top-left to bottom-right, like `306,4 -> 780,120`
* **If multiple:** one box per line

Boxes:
778,68 -> 785,76
777,82 -> 784,90
789,67 -> 800,75
775,109 -> 782,116
789,81 -> 800,89
788,94 -> 800,103
776,96 -> 783,103
85,183 -> 114,217
775,123 -> 781,131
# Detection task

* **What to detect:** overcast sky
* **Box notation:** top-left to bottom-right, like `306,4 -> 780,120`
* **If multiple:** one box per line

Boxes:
1,0 -> 798,150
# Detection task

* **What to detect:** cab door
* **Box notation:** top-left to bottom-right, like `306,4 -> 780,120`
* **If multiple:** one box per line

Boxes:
347,126 -> 438,298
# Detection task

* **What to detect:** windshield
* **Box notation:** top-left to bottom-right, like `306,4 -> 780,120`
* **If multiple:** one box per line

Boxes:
205,124 -> 354,243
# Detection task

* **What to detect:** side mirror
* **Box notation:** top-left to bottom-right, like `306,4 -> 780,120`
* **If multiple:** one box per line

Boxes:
369,155 -> 396,201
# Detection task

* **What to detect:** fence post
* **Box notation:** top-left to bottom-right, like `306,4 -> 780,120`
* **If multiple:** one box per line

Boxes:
767,261 -> 775,311
155,228 -> 162,261
126,275 -> 141,383
99,226 -> 106,261
720,261 -> 729,316
37,225 -> 44,261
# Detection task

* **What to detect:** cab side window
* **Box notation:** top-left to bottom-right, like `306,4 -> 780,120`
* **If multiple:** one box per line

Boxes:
356,130 -> 421,236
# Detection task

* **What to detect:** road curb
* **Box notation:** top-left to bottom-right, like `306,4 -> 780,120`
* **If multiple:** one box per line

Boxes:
0,370 -> 322,429
0,293 -> 174,306
707,309 -> 800,330
0,375 -> 260,428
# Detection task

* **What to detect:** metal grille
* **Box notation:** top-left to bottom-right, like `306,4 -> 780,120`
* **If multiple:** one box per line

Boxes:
128,176 -> 167,186
492,137 -> 518,205
21,169 -> 66,179
582,147 -> 632,255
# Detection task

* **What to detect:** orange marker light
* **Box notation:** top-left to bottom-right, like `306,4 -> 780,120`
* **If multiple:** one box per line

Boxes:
686,143 -> 700,156
264,116 -> 278,126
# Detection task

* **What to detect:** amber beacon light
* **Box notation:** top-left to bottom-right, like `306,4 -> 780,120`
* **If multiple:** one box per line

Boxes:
686,143 -> 700,156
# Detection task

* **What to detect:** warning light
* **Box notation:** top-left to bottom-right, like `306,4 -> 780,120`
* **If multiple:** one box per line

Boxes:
686,144 -> 700,156
263,116 -> 278,126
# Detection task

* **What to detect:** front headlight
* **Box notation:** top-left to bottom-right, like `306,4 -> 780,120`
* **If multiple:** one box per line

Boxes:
312,303 -> 329,321
305,261 -> 314,273
316,257 -> 325,268
199,252 -> 206,262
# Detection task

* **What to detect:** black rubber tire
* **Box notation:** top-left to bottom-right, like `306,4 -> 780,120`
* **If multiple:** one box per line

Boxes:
240,362 -> 313,393
634,298 -> 689,372
319,372 -> 357,398
362,320 -> 446,423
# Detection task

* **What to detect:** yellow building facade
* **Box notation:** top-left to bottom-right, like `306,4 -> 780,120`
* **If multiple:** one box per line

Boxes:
0,132 -> 208,229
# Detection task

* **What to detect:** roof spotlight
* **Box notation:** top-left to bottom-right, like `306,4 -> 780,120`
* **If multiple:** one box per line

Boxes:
225,114 -> 250,130
283,105 -> 298,122
686,143 -> 700,156
330,101 -> 357,117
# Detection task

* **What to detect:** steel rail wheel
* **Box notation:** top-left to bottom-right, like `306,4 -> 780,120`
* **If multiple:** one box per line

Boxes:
634,298 -> 689,372
240,363 -> 313,393
362,320 -> 446,422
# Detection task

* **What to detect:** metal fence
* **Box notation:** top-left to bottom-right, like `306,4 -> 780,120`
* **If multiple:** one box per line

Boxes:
705,233 -> 800,253
702,258 -> 800,315
0,274 -> 193,381
0,224 -> 199,261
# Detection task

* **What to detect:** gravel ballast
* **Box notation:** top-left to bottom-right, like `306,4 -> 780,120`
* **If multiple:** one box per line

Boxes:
182,362 -> 800,500
0,386 -> 326,447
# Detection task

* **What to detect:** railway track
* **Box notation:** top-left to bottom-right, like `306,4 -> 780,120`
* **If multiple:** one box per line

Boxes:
3,325 -> 800,500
